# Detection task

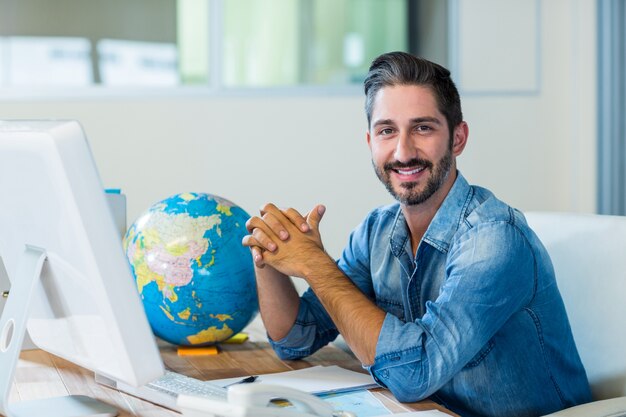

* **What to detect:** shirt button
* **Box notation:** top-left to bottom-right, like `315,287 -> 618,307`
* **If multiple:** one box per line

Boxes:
381,369 -> 389,378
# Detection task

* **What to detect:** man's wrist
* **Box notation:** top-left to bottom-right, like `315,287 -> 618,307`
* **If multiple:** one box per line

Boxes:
254,263 -> 287,282
301,251 -> 337,282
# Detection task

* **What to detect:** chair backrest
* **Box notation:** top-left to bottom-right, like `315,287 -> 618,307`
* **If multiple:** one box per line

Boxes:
525,212 -> 626,400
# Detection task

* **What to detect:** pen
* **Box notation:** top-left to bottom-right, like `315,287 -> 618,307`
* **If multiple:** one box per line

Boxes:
224,375 -> 258,387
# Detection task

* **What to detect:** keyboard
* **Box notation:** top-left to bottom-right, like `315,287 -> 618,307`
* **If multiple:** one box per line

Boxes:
96,370 -> 227,412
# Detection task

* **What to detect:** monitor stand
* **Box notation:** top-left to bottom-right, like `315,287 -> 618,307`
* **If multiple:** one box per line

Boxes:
0,245 -> 118,417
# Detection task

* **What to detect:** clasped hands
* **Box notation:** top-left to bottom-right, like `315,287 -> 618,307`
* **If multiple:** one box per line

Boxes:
242,203 -> 329,279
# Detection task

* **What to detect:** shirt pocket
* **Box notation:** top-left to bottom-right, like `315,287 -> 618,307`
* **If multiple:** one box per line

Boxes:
463,338 -> 495,369
375,297 -> 405,321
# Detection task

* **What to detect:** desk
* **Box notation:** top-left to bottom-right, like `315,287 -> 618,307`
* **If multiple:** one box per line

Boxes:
10,341 -> 457,416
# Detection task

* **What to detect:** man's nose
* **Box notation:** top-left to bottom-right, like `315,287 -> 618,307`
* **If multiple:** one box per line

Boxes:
393,132 -> 416,162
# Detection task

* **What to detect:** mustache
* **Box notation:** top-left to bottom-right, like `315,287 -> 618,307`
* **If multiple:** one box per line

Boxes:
383,158 -> 433,172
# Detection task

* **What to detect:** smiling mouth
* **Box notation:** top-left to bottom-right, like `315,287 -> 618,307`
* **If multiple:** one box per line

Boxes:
383,158 -> 433,177
394,167 -> 425,175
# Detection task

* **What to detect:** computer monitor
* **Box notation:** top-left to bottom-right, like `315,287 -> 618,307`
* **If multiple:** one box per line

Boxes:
0,120 -> 164,417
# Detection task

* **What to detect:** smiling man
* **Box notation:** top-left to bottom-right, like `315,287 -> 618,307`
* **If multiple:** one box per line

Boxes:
242,52 -> 591,417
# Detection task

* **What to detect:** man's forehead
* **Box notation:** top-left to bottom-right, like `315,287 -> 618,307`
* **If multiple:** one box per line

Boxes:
371,84 -> 444,123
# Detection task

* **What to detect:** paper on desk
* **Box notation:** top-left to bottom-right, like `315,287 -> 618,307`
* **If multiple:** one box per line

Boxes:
372,411 -> 449,417
212,365 -> 378,395
320,390 -> 391,416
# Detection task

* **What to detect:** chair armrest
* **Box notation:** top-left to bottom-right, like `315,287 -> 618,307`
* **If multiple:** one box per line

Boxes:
543,397 -> 626,416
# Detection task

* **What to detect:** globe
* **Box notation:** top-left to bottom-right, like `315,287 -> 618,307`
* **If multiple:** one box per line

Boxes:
123,192 -> 258,346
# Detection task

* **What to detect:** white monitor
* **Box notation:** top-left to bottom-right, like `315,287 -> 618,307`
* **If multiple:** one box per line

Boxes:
0,120 -> 164,417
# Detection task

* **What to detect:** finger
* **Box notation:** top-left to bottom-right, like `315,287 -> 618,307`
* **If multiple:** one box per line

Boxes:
261,203 -> 296,224
242,228 -> 277,252
250,246 -> 265,268
246,215 -> 282,240
261,211 -> 291,240
283,207 -> 310,232
262,202 -> 302,237
241,234 -> 261,248
246,216 -> 263,233
307,204 -> 326,231
259,202 -> 281,217
252,228 -> 278,252
242,236 -> 266,267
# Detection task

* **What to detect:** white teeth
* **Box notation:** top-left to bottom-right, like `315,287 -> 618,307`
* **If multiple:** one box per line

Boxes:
397,167 -> 424,175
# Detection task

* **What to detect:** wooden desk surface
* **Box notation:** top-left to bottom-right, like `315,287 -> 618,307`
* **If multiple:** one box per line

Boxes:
10,341 -> 456,416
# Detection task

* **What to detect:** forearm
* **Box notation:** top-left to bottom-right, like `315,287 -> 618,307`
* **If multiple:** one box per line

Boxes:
244,203 -> 384,363
303,253 -> 385,365
254,265 -> 300,341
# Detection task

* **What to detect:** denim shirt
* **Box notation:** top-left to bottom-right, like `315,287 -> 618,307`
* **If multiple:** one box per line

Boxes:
269,173 -> 591,417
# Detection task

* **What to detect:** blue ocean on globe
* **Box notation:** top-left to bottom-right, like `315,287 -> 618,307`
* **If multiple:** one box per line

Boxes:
123,192 -> 258,346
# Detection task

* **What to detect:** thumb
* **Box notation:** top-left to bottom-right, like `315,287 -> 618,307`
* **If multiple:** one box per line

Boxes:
307,204 -> 326,230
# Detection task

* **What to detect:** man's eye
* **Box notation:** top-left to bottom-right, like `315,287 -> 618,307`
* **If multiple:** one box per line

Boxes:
415,125 -> 432,133
379,128 -> 394,135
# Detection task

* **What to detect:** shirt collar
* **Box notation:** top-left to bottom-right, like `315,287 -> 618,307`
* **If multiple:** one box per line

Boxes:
389,171 -> 473,257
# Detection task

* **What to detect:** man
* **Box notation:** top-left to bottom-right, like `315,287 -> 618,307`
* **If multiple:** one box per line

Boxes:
242,52 -> 591,417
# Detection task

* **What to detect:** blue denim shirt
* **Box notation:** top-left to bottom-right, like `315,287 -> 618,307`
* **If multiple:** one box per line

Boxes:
269,173 -> 591,417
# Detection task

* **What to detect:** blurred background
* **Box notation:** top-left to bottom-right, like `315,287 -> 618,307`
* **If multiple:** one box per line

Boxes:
0,0 -> 620,261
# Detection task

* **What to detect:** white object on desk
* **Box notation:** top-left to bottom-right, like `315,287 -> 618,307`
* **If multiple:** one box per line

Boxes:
179,383 -> 356,417
0,190 -> 127,353
213,365 -> 378,395
0,120 -> 164,417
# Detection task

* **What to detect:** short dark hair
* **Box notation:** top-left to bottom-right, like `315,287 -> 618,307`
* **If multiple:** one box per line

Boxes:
364,52 -> 463,136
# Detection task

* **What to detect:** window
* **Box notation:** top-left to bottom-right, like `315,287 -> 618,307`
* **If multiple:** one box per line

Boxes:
216,0 -> 407,87
0,0 -> 445,91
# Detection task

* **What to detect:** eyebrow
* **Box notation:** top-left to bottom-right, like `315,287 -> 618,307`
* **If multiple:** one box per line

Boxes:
410,117 -> 443,125
371,116 -> 443,128
371,118 -> 396,128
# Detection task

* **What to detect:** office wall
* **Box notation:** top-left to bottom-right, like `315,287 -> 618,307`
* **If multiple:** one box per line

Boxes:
456,0 -> 597,216
0,0 -> 596,262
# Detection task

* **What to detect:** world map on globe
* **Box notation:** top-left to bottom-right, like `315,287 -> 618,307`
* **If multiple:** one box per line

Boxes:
124,192 -> 258,346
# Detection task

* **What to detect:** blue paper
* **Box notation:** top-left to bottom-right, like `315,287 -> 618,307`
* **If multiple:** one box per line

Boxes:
320,390 -> 392,417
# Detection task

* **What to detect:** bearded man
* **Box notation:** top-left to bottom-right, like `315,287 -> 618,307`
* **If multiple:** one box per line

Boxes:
242,52 -> 591,417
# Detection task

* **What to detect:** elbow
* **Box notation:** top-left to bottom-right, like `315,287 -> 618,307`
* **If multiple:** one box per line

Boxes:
271,345 -> 312,361
372,364 -> 433,403
388,385 -> 426,403
274,350 -> 301,361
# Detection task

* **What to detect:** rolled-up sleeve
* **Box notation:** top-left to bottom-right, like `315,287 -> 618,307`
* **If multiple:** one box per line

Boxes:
366,222 -> 536,402
269,287 -> 339,359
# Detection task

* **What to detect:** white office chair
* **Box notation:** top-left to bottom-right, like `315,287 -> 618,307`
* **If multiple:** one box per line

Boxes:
524,212 -> 626,416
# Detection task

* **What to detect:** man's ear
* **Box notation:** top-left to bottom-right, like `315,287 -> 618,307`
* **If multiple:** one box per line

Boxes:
366,129 -> 372,150
452,122 -> 469,156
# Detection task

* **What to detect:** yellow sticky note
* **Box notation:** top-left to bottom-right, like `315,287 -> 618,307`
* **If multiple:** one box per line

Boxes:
222,333 -> 249,344
177,345 -> 219,356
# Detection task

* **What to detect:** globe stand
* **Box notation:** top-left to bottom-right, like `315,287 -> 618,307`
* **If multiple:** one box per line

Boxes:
0,245 -> 118,417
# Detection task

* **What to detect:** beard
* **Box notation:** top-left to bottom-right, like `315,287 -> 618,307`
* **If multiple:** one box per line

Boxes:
373,150 -> 453,206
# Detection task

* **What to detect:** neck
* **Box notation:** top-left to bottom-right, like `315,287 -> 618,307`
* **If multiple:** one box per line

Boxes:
402,168 -> 458,256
